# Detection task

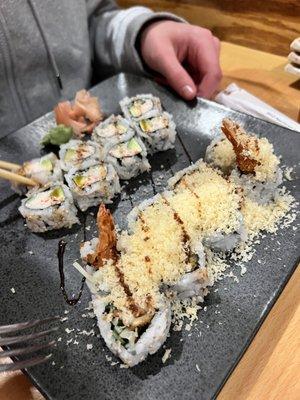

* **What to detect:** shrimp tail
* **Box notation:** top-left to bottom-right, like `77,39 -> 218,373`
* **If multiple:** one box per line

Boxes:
221,118 -> 259,173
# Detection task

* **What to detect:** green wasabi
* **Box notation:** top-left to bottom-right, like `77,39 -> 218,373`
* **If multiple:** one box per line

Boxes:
41,124 -> 73,146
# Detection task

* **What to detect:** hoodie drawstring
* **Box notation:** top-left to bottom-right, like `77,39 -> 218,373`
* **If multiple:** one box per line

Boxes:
27,0 -> 63,90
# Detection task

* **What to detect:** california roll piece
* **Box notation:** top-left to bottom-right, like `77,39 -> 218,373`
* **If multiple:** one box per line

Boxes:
120,94 -> 162,122
59,140 -> 103,172
19,183 -> 78,232
221,118 -> 283,204
12,153 -> 63,194
135,112 -> 177,153
92,115 -> 135,150
106,136 -> 150,180
65,160 -> 120,211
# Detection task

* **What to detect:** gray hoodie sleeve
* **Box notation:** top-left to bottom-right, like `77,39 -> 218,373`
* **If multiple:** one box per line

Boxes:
86,0 -> 185,77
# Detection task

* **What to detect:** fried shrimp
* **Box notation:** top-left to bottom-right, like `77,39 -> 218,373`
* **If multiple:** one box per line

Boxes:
87,204 -> 118,268
221,118 -> 259,174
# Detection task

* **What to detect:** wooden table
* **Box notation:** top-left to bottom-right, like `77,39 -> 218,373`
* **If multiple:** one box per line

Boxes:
1,42 -> 299,400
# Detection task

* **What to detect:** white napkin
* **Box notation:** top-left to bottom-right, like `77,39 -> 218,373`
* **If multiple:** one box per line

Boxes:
214,83 -> 300,133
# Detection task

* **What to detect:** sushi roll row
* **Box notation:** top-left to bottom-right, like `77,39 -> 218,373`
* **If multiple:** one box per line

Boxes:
17,93 -> 177,232
120,94 -> 177,153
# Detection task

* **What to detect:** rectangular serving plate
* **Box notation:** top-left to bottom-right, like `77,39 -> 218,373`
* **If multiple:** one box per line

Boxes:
0,73 -> 299,400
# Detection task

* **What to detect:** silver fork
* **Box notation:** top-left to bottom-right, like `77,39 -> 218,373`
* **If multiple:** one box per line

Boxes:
0,316 -> 59,372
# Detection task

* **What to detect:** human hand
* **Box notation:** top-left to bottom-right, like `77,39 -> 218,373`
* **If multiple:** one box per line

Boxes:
140,20 -> 222,100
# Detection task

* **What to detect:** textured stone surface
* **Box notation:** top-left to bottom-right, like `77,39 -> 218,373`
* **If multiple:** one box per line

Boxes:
0,73 -> 299,400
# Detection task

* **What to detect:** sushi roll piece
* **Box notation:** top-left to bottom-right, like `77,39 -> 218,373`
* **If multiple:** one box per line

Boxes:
65,160 -> 120,211
92,115 -> 135,151
120,94 -> 162,122
12,153 -> 63,194
59,140 -> 103,172
106,136 -> 150,180
135,112 -> 177,153
126,193 -> 212,300
168,160 -> 247,253
92,296 -> 171,367
221,118 -> 283,204
19,183 -> 79,232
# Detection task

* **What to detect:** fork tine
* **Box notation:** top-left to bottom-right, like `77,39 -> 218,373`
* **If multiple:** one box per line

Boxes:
0,340 -> 56,358
0,327 -> 58,346
0,316 -> 60,334
0,354 -> 52,373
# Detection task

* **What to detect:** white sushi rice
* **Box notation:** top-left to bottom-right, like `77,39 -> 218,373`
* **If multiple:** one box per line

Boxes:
19,182 -> 79,232
230,168 -> 283,205
59,140 -> 103,172
65,160 -> 120,211
205,136 -> 236,174
171,241 -> 212,299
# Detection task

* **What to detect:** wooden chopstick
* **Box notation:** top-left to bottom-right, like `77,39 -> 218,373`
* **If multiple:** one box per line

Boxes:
0,168 -> 37,186
0,160 -> 21,171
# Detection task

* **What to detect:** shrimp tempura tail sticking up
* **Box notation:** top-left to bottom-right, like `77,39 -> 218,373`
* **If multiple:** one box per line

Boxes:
221,118 -> 259,174
88,204 -> 118,269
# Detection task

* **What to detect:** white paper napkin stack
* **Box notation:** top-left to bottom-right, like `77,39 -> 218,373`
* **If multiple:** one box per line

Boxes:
215,83 -> 300,133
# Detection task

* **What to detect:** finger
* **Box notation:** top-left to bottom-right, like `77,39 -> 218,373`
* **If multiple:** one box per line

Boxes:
212,36 -> 221,55
190,32 -> 222,98
153,49 -> 197,100
154,76 -> 168,86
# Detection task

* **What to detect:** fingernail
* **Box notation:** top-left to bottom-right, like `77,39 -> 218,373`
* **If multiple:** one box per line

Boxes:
181,85 -> 195,99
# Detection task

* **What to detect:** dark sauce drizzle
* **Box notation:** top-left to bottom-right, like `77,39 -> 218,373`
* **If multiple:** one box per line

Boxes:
161,196 -> 191,260
58,239 -> 86,306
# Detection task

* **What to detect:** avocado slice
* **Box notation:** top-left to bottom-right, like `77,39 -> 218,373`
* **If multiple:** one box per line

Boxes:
73,175 -> 87,189
64,149 -> 77,162
40,159 -> 53,172
139,119 -> 152,133
127,138 -> 142,153
50,186 -> 65,201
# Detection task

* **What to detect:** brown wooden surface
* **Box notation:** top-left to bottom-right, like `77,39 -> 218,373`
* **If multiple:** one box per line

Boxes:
0,42 -> 299,400
220,41 -> 300,121
118,0 -> 300,56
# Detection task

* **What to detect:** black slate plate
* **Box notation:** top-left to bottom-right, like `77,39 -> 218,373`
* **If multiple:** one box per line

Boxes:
0,73 -> 299,400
